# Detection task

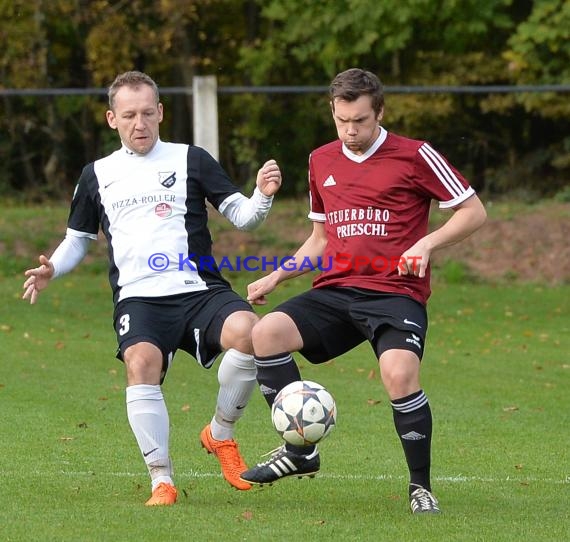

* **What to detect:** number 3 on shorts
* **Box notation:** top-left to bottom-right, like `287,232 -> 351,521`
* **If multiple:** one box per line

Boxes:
118,313 -> 130,336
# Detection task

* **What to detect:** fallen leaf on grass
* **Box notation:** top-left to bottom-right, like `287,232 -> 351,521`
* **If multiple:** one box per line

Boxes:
181,404 -> 191,412
367,399 -> 382,406
502,406 -> 519,412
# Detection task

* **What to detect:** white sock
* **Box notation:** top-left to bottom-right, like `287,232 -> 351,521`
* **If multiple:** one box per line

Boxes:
209,349 -> 256,441
126,384 -> 173,486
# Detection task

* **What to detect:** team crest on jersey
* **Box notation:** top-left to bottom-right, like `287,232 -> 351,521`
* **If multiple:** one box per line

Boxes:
159,171 -> 176,188
155,203 -> 172,218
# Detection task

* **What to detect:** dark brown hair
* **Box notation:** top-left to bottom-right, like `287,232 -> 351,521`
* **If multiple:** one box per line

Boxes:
329,68 -> 384,115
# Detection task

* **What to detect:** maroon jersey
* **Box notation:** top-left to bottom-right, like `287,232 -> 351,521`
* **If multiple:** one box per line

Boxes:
308,128 -> 474,305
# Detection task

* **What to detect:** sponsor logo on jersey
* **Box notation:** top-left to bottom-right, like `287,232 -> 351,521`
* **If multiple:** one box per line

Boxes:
111,193 -> 176,211
155,203 -> 172,218
159,171 -> 176,188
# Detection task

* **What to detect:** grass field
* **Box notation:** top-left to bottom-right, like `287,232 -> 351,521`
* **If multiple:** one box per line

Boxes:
1,203 -> 569,541
1,272 -> 568,541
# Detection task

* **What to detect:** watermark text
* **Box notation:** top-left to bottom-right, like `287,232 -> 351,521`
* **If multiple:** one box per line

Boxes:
147,252 -> 422,273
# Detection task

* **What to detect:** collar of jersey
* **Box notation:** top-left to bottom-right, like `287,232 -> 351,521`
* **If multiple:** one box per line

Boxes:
121,138 -> 164,158
342,127 -> 387,163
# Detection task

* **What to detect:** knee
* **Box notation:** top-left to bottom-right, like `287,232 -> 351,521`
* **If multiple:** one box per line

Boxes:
251,312 -> 301,356
124,343 -> 163,384
379,352 -> 421,399
251,315 -> 278,348
381,365 -> 408,392
220,311 -> 258,353
251,318 -> 266,345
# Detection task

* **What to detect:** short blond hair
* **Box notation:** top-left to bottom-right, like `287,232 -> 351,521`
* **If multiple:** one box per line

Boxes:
108,71 -> 160,110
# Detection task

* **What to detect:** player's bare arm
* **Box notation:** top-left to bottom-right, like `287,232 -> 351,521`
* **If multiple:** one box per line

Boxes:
256,159 -> 282,197
399,194 -> 487,277
22,254 -> 55,304
247,221 -> 328,305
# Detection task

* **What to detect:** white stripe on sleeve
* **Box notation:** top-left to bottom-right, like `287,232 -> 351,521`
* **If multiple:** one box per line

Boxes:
418,143 -> 465,199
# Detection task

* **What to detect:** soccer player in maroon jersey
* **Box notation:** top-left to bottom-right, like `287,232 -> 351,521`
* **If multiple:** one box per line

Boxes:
240,68 -> 487,514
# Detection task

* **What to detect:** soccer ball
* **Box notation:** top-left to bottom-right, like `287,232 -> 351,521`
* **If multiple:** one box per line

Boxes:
271,380 -> 337,446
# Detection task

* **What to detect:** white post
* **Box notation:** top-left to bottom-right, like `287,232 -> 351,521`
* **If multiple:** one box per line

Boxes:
192,75 -> 219,160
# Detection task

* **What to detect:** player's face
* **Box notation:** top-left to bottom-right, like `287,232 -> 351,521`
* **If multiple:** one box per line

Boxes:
331,96 -> 382,155
106,84 -> 163,155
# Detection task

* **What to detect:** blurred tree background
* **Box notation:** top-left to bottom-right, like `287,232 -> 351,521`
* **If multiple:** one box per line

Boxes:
0,0 -> 569,200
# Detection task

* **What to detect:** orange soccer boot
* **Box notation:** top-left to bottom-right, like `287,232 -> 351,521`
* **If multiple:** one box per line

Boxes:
200,424 -> 252,491
145,482 -> 178,506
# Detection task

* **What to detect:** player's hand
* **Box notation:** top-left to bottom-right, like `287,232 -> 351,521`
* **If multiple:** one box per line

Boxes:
22,255 -> 54,304
256,159 -> 282,197
398,242 -> 430,278
247,274 -> 279,305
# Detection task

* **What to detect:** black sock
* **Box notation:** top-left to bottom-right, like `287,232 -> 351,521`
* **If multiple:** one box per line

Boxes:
255,353 -> 314,455
391,390 -> 432,494
254,352 -> 301,407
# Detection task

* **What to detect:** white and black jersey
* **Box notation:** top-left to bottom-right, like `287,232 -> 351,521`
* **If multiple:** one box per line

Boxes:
65,140 -> 267,304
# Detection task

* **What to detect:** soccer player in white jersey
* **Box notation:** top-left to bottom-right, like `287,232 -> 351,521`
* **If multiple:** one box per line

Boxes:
22,71 -> 282,506
239,68 -> 487,514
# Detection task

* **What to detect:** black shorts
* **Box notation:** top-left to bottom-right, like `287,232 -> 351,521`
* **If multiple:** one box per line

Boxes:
113,287 -> 253,372
273,287 -> 428,364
